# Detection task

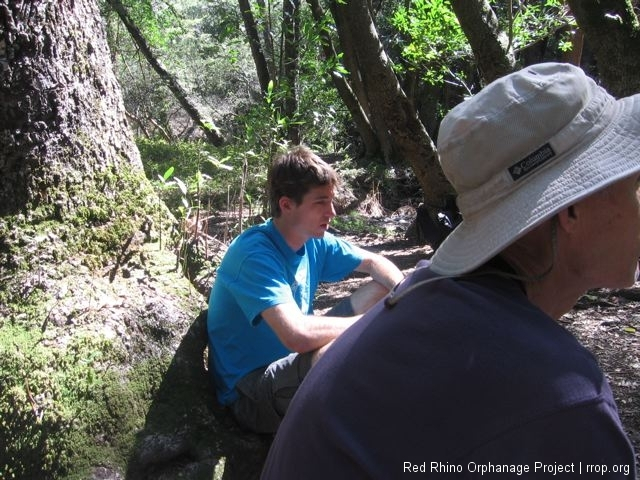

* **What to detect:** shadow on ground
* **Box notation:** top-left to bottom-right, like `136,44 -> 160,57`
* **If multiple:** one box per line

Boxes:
126,311 -> 271,480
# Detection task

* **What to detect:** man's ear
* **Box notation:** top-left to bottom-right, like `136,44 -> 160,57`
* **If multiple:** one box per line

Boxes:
279,196 -> 293,213
556,205 -> 578,232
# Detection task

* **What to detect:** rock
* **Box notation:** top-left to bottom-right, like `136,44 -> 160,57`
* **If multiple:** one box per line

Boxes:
125,310 -> 272,480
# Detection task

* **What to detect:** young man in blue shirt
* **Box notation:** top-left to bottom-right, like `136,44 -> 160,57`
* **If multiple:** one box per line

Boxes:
207,146 -> 404,433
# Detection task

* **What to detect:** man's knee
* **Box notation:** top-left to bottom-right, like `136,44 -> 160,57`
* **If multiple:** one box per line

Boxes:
231,352 -> 313,433
349,280 -> 389,314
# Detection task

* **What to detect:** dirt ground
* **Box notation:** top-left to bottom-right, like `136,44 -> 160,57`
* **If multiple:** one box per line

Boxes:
315,220 -> 640,469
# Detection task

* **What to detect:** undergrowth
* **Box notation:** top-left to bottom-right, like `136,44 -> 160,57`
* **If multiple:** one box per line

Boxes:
0,323 -> 157,478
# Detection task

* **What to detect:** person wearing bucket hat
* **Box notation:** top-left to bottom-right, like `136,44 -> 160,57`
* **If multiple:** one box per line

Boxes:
261,63 -> 638,479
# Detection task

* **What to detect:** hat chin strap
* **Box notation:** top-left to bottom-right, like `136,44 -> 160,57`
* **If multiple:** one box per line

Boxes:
384,219 -> 558,309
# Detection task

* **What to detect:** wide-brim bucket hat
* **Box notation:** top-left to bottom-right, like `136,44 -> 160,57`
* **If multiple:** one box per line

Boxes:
430,62 -> 640,276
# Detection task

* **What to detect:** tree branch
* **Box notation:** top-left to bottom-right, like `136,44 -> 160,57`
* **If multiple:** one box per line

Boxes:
106,0 -> 224,145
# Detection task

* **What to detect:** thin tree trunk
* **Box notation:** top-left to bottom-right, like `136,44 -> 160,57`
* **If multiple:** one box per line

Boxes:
306,0 -> 380,156
239,0 -> 272,94
329,0 -> 394,160
330,0 -> 455,212
106,0 -> 224,145
282,0 -> 301,144
256,0 -> 278,80
449,0 -> 515,84
561,26 -> 584,66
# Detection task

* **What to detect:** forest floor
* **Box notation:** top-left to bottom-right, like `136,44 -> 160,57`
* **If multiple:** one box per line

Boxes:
313,211 -> 640,470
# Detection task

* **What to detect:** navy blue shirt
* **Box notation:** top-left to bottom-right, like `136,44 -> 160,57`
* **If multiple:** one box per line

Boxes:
261,263 -> 636,479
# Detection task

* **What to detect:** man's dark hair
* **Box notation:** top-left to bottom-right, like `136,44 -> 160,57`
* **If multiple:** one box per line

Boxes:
268,146 -> 339,217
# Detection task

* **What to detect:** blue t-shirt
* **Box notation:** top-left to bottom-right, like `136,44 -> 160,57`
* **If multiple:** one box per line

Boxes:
261,262 -> 636,479
207,219 -> 363,405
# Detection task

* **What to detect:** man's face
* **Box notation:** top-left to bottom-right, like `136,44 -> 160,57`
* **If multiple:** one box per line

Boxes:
575,174 -> 640,288
288,184 -> 337,239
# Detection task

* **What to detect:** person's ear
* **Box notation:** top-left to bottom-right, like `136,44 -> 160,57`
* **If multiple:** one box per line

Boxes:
556,205 -> 578,233
279,196 -> 294,213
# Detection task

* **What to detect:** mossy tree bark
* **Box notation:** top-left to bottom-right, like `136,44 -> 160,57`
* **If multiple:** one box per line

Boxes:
0,0 -> 145,217
0,2 -> 262,478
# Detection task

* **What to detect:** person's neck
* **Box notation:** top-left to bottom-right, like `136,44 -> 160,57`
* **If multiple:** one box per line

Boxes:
523,268 -> 585,320
272,217 -> 306,252
498,219 -> 585,320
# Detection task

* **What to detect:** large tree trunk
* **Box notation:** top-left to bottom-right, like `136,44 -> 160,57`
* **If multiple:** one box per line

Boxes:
0,1 -> 145,216
449,0 -> 515,83
0,1 -> 264,477
567,0 -> 640,97
330,0 -> 455,216
106,0 -> 224,145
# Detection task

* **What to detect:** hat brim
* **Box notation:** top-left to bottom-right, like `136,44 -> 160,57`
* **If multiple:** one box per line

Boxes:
430,94 -> 640,276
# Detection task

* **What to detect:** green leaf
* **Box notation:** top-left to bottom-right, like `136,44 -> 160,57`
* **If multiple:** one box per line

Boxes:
162,166 -> 175,181
266,80 -> 275,105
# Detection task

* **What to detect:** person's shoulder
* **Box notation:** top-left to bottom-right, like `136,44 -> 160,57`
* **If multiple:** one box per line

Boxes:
302,230 -> 338,251
221,223 -> 279,268
229,221 -> 273,248
319,228 -> 339,242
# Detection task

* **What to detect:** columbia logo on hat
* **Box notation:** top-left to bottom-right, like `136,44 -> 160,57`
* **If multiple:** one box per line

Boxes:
508,143 -> 556,181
